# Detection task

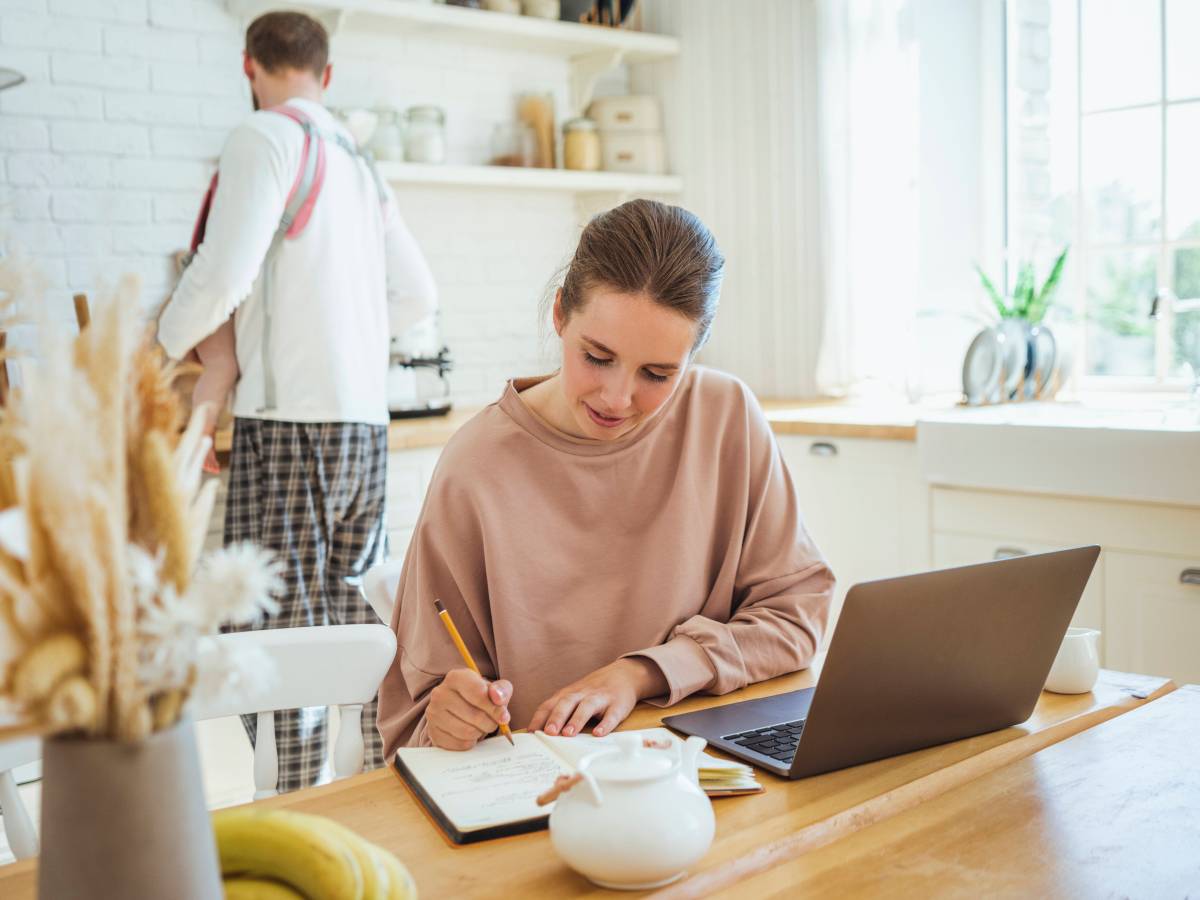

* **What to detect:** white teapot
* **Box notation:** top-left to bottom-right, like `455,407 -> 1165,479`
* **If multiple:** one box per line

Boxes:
548,733 -> 715,891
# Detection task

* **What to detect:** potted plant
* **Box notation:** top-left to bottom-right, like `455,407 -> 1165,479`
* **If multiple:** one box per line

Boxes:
0,266 -> 281,899
975,246 -> 1069,325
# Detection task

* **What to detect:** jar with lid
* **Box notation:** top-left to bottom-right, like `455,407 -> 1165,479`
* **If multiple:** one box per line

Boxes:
563,117 -> 601,171
403,105 -> 446,164
369,108 -> 404,162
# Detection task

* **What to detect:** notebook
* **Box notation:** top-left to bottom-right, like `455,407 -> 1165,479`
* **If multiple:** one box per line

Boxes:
392,727 -> 762,845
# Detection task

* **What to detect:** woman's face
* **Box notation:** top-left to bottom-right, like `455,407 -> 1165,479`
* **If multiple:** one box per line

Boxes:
554,287 -> 698,441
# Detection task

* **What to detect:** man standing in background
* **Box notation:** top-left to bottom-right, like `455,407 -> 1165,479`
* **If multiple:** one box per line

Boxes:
158,11 -> 436,791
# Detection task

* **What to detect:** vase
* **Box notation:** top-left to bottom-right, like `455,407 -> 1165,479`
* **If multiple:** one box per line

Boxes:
38,717 -> 222,900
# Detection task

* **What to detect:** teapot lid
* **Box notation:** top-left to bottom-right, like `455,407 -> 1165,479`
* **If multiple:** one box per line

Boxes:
580,733 -> 676,783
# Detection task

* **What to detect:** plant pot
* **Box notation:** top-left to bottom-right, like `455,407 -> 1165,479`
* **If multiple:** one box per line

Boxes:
38,717 -> 222,900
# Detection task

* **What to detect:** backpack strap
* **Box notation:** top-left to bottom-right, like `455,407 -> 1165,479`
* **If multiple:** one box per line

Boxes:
257,103 -> 328,412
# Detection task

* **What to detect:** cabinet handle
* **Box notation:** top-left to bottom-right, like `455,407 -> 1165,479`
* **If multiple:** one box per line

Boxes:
994,547 -> 1028,560
809,441 -> 838,458
1181,568 -> 1200,586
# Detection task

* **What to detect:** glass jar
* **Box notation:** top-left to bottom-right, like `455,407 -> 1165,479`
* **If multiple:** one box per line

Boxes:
563,117 -> 601,171
369,108 -> 404,162
489,121 -> 537,167
403,105 -> 446,164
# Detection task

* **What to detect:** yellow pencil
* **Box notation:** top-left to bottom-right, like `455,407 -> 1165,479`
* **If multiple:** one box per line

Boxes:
434,598 -> 514,746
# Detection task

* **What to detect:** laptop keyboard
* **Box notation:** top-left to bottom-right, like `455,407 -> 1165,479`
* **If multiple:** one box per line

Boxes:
723,719 -> 807,764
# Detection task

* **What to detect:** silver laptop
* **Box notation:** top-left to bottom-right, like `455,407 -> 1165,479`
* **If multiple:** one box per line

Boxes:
663,546 -> 1100,779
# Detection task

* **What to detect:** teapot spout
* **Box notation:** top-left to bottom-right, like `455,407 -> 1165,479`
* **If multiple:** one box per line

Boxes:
680,736 -> 706,787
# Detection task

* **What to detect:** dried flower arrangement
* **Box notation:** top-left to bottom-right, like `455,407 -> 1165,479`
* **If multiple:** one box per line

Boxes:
0,263 -> 281,743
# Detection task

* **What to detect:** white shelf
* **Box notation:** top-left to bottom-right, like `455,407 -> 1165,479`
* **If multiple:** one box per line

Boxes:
227,0 -> 680,62
377,161 -> 682,195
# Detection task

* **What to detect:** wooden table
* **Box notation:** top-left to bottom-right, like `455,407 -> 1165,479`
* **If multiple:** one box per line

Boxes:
725,683 -> 1200,898
0,668 -> 1173,898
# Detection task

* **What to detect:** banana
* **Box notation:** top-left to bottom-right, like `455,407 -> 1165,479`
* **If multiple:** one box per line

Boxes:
367,843 -> 418,900
308,817 -> 417,900
212,808 -> 363,900
308,818 -> 386,900
223,877 -> 307,900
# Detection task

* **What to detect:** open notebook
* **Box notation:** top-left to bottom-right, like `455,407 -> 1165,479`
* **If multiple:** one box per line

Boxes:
392,727 -> 761,845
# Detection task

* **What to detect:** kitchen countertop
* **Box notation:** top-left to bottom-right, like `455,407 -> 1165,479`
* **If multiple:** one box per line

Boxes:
212,397 -> 929,453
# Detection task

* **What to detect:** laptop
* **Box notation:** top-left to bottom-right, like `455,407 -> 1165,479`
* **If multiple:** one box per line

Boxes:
663,546 -> 1101,779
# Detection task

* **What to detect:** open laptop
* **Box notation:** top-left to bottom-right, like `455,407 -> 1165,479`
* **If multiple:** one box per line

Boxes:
663,546 -> 1100,779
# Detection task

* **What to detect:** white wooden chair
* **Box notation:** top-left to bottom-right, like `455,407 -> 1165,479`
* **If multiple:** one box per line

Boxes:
363,558 -> 404,625
0,738 -> 40,860
193,623 -> 397,799
0,623 -> 396,859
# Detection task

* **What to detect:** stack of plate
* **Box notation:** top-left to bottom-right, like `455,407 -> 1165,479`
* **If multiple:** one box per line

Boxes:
962,321 -> 1060,405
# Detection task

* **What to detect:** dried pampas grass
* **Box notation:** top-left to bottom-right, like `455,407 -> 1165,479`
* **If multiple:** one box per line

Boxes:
0,260 -> 281,742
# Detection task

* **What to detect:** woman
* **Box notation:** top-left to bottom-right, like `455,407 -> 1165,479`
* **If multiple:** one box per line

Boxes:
377,199 -> 833,754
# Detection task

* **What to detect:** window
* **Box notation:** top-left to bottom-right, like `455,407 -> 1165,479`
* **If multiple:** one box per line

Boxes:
1006,0 -> 1200,388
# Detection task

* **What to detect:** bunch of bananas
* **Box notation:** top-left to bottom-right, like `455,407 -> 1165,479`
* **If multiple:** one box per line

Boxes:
213,808 -> 417,899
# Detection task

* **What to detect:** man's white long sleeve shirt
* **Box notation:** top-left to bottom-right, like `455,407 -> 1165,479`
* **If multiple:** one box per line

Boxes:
158,97 -> 436,426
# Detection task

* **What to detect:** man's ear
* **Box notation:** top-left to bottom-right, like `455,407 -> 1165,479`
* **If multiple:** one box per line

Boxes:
322,63 -> 332,90
242,52 -> 255,81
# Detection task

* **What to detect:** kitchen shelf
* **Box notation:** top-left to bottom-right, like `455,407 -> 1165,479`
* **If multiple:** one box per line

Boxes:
226,0 -> 680,62
377,161 -> 682,195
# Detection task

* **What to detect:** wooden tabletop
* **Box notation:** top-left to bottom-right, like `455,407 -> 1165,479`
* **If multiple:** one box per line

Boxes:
0,668 -> 1173,898
724,683 -> 1200,899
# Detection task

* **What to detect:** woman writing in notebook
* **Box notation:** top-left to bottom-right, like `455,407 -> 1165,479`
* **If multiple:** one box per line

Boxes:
377,200 -> 833,754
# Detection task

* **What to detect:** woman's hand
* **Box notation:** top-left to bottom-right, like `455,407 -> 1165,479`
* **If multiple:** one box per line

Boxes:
528,658 -> 668,738
427,668 -> 513,751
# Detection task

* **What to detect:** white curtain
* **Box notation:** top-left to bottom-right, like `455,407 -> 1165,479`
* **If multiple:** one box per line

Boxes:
815,0 -> 921,396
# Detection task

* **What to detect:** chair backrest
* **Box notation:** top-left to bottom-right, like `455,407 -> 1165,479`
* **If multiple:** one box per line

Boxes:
0,737 -> 41,860
363,558 -> 404,625
192,623 -> 397,799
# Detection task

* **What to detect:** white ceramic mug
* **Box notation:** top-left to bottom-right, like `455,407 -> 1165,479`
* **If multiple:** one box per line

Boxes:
1044,627 -> 1101,694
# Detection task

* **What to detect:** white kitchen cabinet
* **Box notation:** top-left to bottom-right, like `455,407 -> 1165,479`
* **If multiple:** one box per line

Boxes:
1104,551 -> 1200,685
932,532 -> 1106,659
931,485 -> 1200,682
778,435 -> 929,643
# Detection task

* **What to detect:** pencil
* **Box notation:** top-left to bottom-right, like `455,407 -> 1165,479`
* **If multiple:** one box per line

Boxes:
434,598 -> 515,746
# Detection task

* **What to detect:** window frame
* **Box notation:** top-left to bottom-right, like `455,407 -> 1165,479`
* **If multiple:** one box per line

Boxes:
1005,0 -> 1199,392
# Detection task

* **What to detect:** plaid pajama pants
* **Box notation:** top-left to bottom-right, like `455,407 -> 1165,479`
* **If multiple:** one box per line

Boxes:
224,417 -> 388,793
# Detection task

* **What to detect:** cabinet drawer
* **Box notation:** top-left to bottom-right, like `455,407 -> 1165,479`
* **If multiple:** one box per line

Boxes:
932,487 -> 1200,557
1104,551 -> 1200,684
933,532 -> 1106,660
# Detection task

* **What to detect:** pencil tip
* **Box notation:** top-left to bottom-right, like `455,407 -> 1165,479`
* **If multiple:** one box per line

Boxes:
433,598 -> 445,614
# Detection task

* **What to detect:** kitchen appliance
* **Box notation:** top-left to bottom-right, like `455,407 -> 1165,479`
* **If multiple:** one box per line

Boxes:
387,340 -> 453,419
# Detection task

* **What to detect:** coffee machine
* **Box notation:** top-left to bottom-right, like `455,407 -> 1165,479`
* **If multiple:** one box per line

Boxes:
387,315 -> 453,418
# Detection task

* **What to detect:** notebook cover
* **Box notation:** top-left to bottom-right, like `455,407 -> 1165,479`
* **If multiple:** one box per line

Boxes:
390,755 -> 550,846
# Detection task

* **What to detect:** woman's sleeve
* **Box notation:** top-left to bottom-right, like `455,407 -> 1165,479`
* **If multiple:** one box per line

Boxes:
626,393 -> 834,706
376,465 -> 493,758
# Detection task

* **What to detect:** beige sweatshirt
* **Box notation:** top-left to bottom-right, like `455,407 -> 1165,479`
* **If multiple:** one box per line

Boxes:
377,366 -> 834,756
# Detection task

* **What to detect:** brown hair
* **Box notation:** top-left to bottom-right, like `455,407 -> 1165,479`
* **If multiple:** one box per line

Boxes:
245,11 -> 329,78
558,199 -> 725,351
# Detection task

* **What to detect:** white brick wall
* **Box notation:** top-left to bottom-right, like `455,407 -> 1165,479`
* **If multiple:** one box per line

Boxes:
1,0 -> 582,405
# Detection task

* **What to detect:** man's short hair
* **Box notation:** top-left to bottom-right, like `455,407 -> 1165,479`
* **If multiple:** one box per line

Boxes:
245,11 -> 329,78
